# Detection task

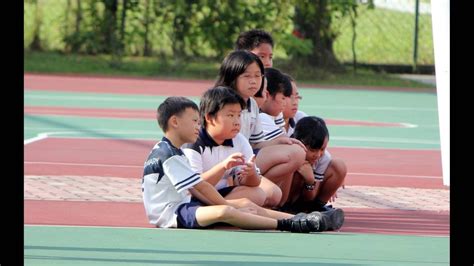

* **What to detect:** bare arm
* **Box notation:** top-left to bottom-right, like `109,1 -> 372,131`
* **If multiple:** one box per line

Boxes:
201,152 -> 245,186
189,181 -> 228,206
235,155 -> 261,187
251,136 -> 306,151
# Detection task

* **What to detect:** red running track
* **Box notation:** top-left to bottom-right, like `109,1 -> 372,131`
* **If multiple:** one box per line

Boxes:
25,106 -> 409,127
24,137 -> 444,189
24,200 -> 449,236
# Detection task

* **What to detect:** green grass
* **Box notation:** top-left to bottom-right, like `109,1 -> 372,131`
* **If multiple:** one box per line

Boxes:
334,5 -> 434,65
24,51 -> 433,89
24,51 -> 220,79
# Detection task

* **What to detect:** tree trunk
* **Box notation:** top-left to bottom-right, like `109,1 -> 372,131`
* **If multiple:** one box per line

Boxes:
103,0 -> 118,54
119,0 -> 128,54
143,0 -> 151,56
294,0 -> 342,70
29,0 -> 43,51
64,0 -> 71,38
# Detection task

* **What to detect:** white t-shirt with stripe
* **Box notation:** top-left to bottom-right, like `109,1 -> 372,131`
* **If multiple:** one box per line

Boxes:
285,110 -> 308,137
285,111 -> 332,178
240,98 -> 265,144
259,112 -> 285,141
182,128 -> 257,190
142,137 -> 202,228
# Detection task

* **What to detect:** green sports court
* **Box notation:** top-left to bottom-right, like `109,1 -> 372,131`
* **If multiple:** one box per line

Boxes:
24,73 -> 449,265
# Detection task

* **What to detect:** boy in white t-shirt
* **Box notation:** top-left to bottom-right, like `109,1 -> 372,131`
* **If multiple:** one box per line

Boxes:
141,95 -> 344,232
282,74 -> 347,211
287,116 -> 346,213
182,86 -> 270,206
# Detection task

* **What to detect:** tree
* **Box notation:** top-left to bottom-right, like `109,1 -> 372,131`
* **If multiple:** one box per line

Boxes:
102,0 -> 119,54
293,0 -> 371,70
29,0 -> 43,51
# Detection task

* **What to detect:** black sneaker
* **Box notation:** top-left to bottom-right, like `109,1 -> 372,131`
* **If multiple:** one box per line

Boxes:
290,212 -> 307,221
305,208 -> 345,232
288,218 -> 314,233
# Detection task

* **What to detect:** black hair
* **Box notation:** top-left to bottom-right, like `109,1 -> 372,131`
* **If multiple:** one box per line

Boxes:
235,29 -> 274,50
265,67 -> 292,97
156,96 -> 198,132
254,76 -> 266,98
293,116 -> 329,149
199,86 -> 246,128
215,50 -> 265,93
283,72 -> 295,82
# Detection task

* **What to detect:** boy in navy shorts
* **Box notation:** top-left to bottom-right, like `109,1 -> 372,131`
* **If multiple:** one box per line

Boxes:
141,96 -> 344,232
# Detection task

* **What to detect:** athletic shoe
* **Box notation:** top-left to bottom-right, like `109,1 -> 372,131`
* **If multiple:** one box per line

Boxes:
305,208 -> 345,232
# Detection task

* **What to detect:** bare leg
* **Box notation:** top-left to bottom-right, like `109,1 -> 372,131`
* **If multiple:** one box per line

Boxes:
316,158 -> 347,202
224,186 -> 266,207
195,205 -> 278,229
258,176 -> 282,208
226,198 -> 294,220
256,144 -> 305,206
288,171 -> 305,204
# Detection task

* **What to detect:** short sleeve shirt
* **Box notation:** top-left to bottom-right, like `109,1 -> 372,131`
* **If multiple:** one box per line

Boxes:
240,98 -> 265,144
285,110 -> 308,137
312,150 -> 332,180
182,128 -> 257,190
259,112 -> 285,141
142,137 -> 202,228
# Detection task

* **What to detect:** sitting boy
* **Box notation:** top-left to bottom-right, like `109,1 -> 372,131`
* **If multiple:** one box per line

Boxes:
282,74 -> 348,211
182,86 -> 280,207
286,116 -> 346,213
141,96 -> 344,232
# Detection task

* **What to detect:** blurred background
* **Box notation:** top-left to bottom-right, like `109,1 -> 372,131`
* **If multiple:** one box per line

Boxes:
24,0 -> 435,87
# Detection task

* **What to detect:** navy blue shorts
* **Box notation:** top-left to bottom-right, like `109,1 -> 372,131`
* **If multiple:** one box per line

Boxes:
253,148 -> 261,155
175,186 -> 236,229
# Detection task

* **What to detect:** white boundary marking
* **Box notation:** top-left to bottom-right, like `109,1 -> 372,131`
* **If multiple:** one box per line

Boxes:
24,160 -> 440,180
24,133 -> 49,145
349,172 -> 441,179
24,161 -> 142,168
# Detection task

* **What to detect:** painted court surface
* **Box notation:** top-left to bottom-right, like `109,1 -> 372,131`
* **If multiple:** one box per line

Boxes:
24,73 -> 449,265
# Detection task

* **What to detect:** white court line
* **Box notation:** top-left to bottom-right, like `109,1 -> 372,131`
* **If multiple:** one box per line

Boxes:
349,172 -> 442,179
24,128 -> 438,145
24,224 -> 186,231
24,131 -> 89,145
332,136 -> 439,145
25,93 -> 434,112
298,104 -> 437,112
24,161 -> 438,179
24,161 -> 142,168
24,133 -> 48,145
24,93 -> 190,103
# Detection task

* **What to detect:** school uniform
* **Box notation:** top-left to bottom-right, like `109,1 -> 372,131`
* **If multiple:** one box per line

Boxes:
285,110 -> 308,137
259,111 -> 285,141
182,128 -> 259,190
240,98 -> 265,144
142,137 -> 202,228
284,110 -> 332,178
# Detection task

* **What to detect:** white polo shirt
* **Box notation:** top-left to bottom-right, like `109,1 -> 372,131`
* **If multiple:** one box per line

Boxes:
284,111 -> 332,178
142,137 -> 202,228
285,110 -> 308,137
241,98 -> 265,144
313,150 -> 332,180
182,128 -> 257,190
259,112 -> 285,141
